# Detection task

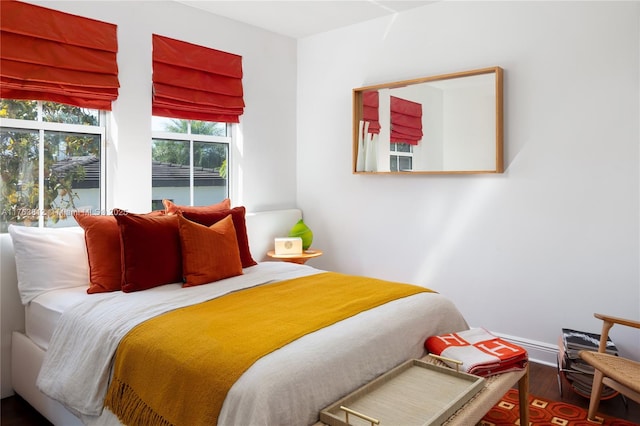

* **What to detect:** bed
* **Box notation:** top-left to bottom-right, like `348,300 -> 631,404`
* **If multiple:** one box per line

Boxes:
2,207 -> 468,426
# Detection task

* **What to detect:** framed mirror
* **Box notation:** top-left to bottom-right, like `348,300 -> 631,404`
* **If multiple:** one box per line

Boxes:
353,66 -> 503,174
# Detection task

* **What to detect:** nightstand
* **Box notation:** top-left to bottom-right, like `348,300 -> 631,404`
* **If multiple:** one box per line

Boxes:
266,249 -> 323,265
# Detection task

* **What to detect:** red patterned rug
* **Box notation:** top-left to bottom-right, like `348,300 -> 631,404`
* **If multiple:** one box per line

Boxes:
481,389 -> 638,425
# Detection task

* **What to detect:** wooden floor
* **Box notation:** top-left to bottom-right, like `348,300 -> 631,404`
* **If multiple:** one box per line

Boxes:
1,362 -> 639,425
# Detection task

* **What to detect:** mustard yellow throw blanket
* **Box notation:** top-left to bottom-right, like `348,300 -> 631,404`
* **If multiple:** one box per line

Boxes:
104,272 -> 431,426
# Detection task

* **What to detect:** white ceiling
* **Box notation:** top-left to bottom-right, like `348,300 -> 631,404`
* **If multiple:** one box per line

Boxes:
176,1 -> 434,39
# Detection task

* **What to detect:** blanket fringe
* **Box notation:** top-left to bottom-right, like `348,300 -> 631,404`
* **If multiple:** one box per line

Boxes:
105,378 -> 174,426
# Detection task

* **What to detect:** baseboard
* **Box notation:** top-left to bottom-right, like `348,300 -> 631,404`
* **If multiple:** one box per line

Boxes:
493,332 -> 559,367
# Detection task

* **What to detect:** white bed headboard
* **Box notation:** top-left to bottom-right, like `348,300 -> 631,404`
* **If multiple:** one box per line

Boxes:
0,208 -> 302,398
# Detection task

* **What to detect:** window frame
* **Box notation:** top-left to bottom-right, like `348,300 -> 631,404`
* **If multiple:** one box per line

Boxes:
151,118 -> 232,207
0,101 -> 107,229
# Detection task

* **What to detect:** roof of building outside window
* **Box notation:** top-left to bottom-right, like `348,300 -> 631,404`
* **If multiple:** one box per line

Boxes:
50,156 -> 225,188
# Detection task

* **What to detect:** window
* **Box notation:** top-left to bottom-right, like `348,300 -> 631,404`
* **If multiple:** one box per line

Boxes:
152,116 -> 230,208
390,142 -> 413,172
0,100 -> 106,231
151,35 -> 243,208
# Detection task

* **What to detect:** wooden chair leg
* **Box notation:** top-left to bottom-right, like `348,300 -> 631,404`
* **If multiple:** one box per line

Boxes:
587,369 -> 605,421
518,363 -> 530,425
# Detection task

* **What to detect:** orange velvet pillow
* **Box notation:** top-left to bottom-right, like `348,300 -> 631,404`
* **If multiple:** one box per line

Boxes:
73,212 -> 121,294
113,209 -> 182,292
181,206 -> 257,268
178,214 -> 243,287
163,198 -> 230,215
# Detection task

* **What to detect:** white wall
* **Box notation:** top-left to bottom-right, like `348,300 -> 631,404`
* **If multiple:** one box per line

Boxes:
30,0 -> 298,214
297,2 -> 639,363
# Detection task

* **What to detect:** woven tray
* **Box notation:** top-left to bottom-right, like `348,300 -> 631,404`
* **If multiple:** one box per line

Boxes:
320,359 -> 484,426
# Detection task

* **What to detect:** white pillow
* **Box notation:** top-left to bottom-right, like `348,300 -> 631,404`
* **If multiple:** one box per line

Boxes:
8,225 -> 89,305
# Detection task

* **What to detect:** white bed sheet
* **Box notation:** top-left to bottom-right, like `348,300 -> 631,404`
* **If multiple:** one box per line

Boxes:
35,262 -> 468,426
25,286 -> 90,351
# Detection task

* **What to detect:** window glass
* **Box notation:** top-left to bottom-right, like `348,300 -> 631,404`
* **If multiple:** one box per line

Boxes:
152,139 -> 190,207
193,141 -> 228,206
0,128 -> 39,227
394,142 -> 412,153
399,156 -> 413,171
46,130 -> 101,217
191,120 -> 226,136
0,100 -> 105,231
42,102 -> 100,125
152,116 -> 184,133
1,100 -> 37,121
153,139 -> 190,167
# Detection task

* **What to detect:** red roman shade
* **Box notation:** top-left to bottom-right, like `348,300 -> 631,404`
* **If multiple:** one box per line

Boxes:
152,34 -> 244,123
0,0 -> 119,110
362,90 -> 380,134
390,96 -> 423,145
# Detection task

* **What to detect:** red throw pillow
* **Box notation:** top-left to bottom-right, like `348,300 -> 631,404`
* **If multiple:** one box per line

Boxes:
163,198 -> 230,215
113,209 -> 182,292
178,214 -> 243,287
181,206 -> 257,268
73,212 -> 121,293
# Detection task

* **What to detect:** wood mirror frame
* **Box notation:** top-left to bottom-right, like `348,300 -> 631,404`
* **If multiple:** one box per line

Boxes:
352,66 -> 503,174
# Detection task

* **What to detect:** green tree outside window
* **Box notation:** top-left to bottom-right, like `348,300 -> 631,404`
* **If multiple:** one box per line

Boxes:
1,100 -> 101,231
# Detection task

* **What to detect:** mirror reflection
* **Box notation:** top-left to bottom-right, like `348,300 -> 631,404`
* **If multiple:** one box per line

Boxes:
353,67 -> 503,174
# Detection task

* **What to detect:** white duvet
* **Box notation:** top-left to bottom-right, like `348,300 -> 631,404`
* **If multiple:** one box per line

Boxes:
37,262 -> 468,426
